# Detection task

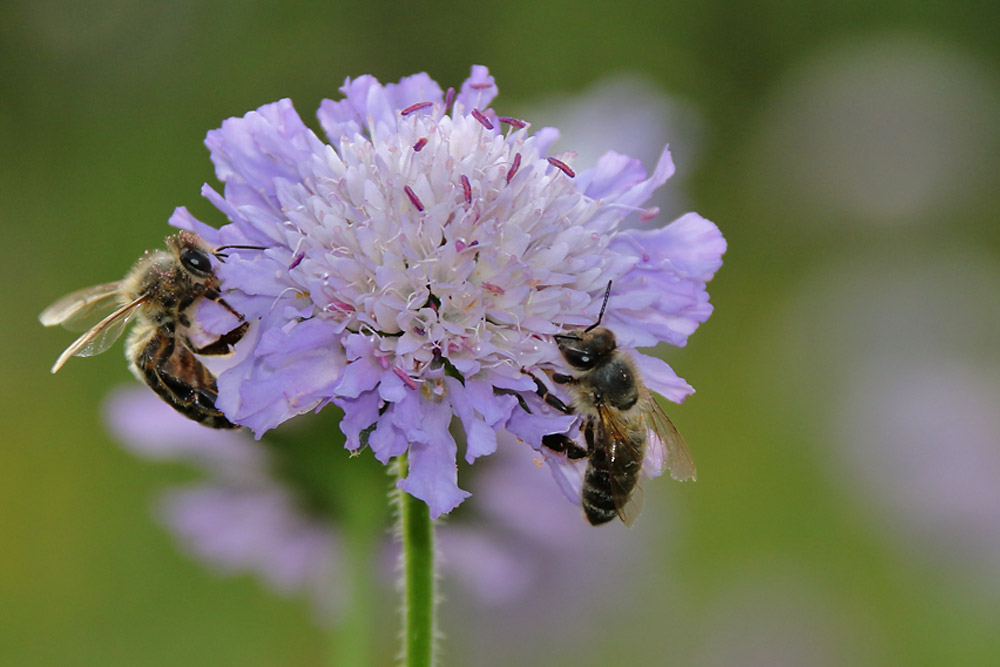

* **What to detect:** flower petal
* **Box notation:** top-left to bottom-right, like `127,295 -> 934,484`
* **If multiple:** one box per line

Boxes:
630,351 -> 694,404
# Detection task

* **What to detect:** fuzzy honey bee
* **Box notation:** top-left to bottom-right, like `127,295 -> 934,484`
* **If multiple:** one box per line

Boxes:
39,231 -> 253,429
536,281 -> 696,526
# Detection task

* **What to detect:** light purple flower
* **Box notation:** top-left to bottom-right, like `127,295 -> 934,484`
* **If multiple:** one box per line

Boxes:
782,250 -> 1000,596
105,387 -> 658,626
521,74 -> 703,224
173,65 -> 725,517
104,388 -> 341,617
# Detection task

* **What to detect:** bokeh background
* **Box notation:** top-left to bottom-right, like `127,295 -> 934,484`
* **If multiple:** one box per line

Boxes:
3,1 -> 1000,665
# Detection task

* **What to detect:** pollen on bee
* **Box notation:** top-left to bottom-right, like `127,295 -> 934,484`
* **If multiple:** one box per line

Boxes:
533,456 -> 544,468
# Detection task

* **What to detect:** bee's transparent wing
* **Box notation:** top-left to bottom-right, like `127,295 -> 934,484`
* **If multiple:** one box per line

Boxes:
49,295 -> 146,373
617,484 -> 644,528
39,282 -> 122,331
643,391 -> 696,482
597,404 -> 646,527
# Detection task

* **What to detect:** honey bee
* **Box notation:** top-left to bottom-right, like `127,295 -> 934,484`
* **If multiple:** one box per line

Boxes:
536,281 -> 696,526
39,231 -> 253,429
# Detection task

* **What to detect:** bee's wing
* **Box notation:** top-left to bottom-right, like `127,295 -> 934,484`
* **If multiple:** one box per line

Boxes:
39,282 -> 122,331
617,484 -> 645,528
49,294 -> 147,373
642,390 -> 697,482
596,404 -> 646,527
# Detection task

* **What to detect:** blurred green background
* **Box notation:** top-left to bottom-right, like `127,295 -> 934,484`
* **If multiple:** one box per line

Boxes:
4,0 -> 1000,665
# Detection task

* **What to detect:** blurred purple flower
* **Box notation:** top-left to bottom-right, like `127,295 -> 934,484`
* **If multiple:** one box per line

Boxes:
521,74 -> 703,223
173,65 -> 725,517
104,388 -> 341,617
105,387 -> 656,623
781,249 -> 1000,596
694,569 -> 877,667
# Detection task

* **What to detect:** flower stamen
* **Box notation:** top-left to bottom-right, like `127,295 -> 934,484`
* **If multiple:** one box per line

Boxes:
404,186 -> 425,212
498,116 -> 526,129
506,153 -> 522,184
460,175 -> 472,205
401,101 -> 433,116
546,157 -> 576,178
471,108 -> 493,130
394,367 -> 419,390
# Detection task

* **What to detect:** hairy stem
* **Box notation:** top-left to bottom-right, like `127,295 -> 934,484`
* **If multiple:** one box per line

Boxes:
393,453 -> 436,667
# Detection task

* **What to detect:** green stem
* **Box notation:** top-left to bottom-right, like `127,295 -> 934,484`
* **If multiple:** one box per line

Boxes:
393,453 -> 436,667
331,463 -> 380,667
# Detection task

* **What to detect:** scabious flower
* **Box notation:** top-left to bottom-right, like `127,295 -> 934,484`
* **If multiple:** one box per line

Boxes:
173,65 -> 725,517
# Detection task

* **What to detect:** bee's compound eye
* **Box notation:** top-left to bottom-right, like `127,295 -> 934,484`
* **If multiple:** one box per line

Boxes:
563,347 -> 597,370
181,248 -> 213,276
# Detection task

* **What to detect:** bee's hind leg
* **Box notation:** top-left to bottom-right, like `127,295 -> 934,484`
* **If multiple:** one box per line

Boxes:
135,328 -> 237,429
541,433 -> 588,459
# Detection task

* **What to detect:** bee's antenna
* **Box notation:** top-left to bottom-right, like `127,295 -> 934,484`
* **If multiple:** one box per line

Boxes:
214,244 -> 267,260
215,244 -> 267,252
585,280 -> 613,332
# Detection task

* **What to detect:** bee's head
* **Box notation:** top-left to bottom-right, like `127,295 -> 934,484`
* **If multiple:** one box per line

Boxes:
167,231 -> 215,280
554,326 -> 617,371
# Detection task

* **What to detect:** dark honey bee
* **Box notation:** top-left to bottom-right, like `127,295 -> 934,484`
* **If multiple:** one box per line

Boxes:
40,231 -> 252,429
536,282 -> 696,526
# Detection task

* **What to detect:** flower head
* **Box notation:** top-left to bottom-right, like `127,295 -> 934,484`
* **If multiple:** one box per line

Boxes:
174,65 -> 725,517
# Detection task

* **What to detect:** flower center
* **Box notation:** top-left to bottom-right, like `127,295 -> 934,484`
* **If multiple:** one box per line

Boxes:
277,109 -> 605,381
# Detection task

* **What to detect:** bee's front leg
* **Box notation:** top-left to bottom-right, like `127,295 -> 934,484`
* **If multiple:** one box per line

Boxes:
203,288 -> 245,322
551,372 -> 577,385
530,374 -> 574,414
186,321 -> 250,356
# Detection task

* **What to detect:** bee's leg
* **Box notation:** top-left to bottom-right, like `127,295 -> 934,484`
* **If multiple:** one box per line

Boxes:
186,321 -> 250,356
139,328 -> 211,408
551,372 -> 577,385
541,433 -> 588,459
524,370 -> 587,458
530,374 -> 574,414
175,283 -> 208,317
203,288 -> 245,322
137,328 -> 237,429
